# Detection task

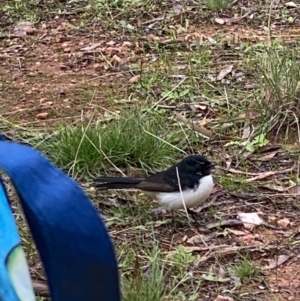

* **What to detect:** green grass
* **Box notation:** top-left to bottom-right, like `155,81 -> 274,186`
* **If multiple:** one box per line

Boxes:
121,245 -> 166,301
231,256 -> 260,284
119,238 -> 203,301
2,1 -> 39,22
255,43 -> 300,140
40,109 -> 202,177
203,0 -> 233,11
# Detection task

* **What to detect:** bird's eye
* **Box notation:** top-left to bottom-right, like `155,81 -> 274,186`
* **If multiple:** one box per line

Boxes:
196,162 -> 204,167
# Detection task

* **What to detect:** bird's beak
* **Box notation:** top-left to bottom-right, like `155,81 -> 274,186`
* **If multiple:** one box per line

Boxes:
208,161 -> 217,169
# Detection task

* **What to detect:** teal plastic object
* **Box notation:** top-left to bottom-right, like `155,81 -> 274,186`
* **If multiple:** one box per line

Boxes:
0,182 -> 35,301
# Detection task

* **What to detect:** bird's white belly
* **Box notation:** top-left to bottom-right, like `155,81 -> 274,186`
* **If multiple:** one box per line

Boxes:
155,175 -> 214,210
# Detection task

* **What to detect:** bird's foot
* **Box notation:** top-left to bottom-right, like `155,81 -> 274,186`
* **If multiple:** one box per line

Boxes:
186,209 -> 207,227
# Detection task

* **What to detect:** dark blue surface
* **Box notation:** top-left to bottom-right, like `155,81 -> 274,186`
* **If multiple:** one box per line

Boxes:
0,139 -> 120,301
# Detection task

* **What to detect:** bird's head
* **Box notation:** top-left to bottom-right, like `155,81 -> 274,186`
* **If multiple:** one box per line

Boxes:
179,155 -> 216,177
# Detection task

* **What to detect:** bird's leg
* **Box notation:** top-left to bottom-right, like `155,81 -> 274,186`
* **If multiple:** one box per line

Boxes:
187,209 -> 206,227
170,210 -> 175,228
170,210 -> 183,233
187,208 -> 197,219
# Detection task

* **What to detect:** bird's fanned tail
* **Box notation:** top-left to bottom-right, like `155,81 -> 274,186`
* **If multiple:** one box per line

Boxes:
94,177 -> 145,190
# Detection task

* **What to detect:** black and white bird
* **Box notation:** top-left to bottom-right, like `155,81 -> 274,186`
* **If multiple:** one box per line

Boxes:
94,155 -> 216,212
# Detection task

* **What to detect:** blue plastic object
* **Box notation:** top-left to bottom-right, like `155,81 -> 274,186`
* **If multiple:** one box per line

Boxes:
0,138 -> 120,301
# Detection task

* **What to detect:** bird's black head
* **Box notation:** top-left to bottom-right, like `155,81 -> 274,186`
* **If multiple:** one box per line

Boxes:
162,154 -> 216,190
178,155 -> 216,177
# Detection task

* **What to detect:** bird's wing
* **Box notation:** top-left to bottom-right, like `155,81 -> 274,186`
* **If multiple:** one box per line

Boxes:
137,171 -> 178,192
161,164 -> 198,190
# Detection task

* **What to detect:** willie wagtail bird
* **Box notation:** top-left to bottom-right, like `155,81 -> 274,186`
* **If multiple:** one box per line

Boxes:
94,155 -> 215,211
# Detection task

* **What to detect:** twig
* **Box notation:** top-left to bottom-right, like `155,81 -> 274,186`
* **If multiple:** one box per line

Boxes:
176,166 -> 191,222
245,165 -> 295,182
194,244 -> 284,263
206,219 -> 243,229
174,112 -> 212,138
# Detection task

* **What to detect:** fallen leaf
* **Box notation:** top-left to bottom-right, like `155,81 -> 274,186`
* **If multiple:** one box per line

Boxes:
202,273 -> 230,283
13,21 -> 36,36
111,55 -> 123,64
259,184 -> 285,192
122,41 -> 133,47
119,20 -> 135,30
244,83 -> 255,89
207,36 -> 217,44
180,235 -> 188,243
224,159 -> 231,169
80,43 -> 102,51
42,101 -> 53,107
202,264 -> 230,282
199,115 -> 207,127
262,255 -> 290,270
187,234 -> 215,244
239,233 -> 258,245
214,295 -> 234,301
226,228 -> 246,236
187,235 -> 202,244
257,150 -> 278,161
215,18 -> 225,25
242,126 -> 251,139
36,112 -> 49,119
61,42 -> 69,48
192,104 -> 207,111
289,184 -> 300,199
285,1 -> 297,8
39,98 -> 48,104
238,213 -> 264,230
129,75 -> 140,83
217,65 -> 234,81
277,218 -> 290,228
106,41 -> 116,46
207,73 -> 217,82
206,219 -> 243,229
94,62 -> 109,71
268,215 -> 277,221
173,3 -> 185,14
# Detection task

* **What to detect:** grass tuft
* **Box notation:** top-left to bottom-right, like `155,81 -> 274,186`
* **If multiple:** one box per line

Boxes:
255,43 -> 300,140
232,256 -> 260,284
203,0 -> 233,11
122,246 -> 166,301
40,110 -> 190,177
